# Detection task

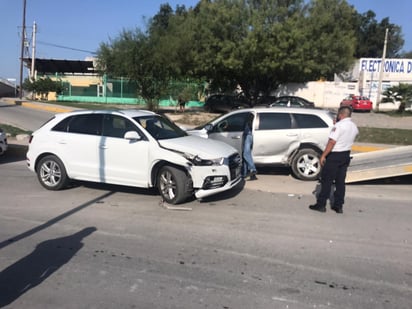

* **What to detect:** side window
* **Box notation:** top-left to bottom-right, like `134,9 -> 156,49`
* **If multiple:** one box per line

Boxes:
258,113 -> 292,130
273,98 -> 289,106
52,116 -> 72,132
293,113 -> 328,128
291,98 -> 303,107
102,115 -> 139,138
211,113 -> 250,133
67,114 -> 103,135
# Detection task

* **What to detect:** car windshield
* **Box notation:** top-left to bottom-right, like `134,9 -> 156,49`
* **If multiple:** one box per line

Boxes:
193,114 -> 223,130
134,115 -> 187,140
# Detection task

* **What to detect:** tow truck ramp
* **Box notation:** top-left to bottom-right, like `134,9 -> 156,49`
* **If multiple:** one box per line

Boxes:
346,146 -> 412,183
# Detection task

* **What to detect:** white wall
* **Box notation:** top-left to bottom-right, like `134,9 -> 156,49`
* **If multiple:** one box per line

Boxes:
275,81 -> 359,109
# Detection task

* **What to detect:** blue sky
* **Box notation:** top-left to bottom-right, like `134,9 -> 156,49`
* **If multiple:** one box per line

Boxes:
1,0 -> 411,80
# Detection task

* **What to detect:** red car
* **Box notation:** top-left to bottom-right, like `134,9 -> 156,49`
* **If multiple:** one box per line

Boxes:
340,95 -> 373,112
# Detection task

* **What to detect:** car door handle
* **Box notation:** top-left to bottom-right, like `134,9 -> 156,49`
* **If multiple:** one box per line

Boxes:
58,140 -> 67,144
286,133 -> 298,137
99,144 -> 108,149
231,136 -> 241,139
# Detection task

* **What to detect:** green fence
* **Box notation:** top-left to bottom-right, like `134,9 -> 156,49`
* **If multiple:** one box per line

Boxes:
56,76 -> 205,107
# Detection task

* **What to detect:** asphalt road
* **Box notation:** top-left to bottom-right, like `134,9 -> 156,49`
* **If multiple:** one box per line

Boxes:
0,144 -> 411,309
0,101 -> 55,132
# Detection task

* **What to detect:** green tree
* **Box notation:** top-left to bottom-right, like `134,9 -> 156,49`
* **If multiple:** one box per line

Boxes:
96,0 -> 406,104
177,0 -> 356,99
304,0 -> 356,80
353,10 -> 404,58
23,77 -> 63,100
382,83 -> 412,112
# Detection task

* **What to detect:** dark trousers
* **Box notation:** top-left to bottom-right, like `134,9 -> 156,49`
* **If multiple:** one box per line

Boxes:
317,151 -> 351,209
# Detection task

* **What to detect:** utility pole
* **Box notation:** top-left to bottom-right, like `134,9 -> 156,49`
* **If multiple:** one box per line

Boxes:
18,0 -> 27,99
31,21 -> 37,81
376,28 -> 389,112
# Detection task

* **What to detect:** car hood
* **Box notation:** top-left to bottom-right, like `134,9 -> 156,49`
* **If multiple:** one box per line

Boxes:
159,135 -> 236,158
186,128 -> 209,139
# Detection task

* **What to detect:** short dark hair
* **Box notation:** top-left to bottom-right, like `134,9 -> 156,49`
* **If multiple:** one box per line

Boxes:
338,106 -> 352,117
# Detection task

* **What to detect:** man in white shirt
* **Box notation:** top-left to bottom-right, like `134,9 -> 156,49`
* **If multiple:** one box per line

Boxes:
309,106 -> 359,214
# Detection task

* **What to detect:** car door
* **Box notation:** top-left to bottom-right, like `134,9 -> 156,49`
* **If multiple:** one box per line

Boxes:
207,112 -> 251,154
292,113 -> 330,149
252,112 -> 300,164
54,114 -> 103,181
99,114 -> 150,187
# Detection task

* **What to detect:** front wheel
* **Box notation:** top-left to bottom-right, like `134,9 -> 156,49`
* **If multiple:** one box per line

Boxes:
157,166 -> 192,204
36,155 -> 69,190
291,149 -> 321,181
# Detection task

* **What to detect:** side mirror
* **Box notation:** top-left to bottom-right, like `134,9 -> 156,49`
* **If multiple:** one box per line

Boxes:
124,131 -> 142,141
204,123 -> 213,132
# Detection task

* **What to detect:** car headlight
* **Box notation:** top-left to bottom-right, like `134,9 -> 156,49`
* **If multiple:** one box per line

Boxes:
184,153 -> 224,166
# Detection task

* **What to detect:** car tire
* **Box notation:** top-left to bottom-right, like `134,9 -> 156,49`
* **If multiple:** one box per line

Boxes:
291,149 -> 321,181
158,165 -> 192,204
37,155 -> 69,190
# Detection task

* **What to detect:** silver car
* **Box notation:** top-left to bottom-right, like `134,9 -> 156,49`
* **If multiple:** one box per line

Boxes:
187,107 -> 335,181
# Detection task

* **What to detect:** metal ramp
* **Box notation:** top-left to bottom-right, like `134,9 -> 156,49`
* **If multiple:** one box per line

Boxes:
346,146 -> 412,183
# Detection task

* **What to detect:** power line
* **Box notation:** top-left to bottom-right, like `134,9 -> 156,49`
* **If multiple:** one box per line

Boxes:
37,40 -> 97,54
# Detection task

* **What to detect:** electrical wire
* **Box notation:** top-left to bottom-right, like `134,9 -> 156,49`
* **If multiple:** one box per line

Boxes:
37,40 -> 97,54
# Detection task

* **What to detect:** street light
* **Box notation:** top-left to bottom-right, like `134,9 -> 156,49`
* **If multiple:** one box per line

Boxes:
19,0 -> 27,100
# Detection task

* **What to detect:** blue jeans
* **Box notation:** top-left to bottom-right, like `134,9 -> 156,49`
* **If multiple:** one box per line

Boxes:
242,134 -> 256,177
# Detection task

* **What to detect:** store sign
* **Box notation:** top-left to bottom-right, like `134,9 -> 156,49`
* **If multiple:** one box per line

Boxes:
359,58 -> 412,81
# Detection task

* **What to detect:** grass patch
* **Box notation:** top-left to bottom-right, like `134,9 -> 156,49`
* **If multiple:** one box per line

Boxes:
38,100 -> 146,110
0,124 -> 32,137
357,127 -> 412,145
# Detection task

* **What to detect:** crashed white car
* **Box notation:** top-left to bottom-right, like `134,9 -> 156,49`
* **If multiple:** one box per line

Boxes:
26,110 -> 242,204
0,128 -> 8,156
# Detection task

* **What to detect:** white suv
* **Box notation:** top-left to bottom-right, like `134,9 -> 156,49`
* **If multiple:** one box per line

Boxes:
188,107 -> 335,181
26,110 -> 241,204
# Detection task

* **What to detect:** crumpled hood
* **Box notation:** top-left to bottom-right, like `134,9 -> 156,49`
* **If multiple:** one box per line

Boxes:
159,135 -> 237,158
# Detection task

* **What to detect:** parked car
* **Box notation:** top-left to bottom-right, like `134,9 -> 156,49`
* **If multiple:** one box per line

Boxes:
204,94 -> 251,113
270,96 -> 315,108
187,107 -> 335,181
257,96 -> 315,108
0,128 -> 8,156
26,110 -> 242,204
340,95 -> 372,112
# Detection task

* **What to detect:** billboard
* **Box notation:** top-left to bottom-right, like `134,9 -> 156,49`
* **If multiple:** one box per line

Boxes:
359,58 -> 412,82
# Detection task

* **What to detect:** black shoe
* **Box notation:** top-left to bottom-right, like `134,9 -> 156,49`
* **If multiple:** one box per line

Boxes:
331,207 -> 343,214
309,204 -> 326,213
249,173 -> 258,181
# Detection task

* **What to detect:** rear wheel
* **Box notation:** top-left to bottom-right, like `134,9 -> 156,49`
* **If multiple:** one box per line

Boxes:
37,155 -> 69,190
291,149 -> 321,181
157,166 -> 192,204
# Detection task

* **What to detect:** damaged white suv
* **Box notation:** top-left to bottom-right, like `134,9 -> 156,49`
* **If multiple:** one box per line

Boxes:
26,110 -> 241,204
